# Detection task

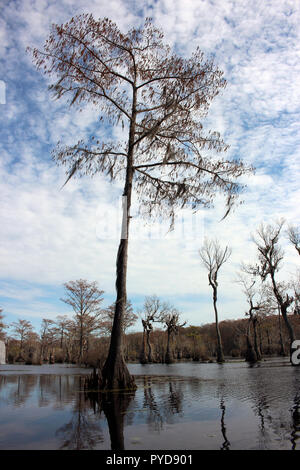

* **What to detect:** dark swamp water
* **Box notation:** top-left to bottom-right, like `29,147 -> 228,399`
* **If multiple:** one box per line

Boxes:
0,359 -> 299,450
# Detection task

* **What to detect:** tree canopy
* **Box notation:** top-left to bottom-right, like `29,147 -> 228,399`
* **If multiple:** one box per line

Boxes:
31,14 -> 251,225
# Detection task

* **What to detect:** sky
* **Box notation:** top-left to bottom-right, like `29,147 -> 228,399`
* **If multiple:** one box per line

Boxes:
0,0 -> 299,335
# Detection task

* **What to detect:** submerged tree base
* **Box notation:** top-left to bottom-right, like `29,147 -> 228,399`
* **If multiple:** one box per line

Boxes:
85,356 -> 137,392
245,346 -> 258,363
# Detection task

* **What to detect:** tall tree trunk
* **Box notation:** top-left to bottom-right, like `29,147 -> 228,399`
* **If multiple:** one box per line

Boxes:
252,318 -> 261,360
146,330 -> 154,363
278,307 -> 286,356
140,328 -> 148,364
266,328 -> 271,354
165,329 -> 173,364
270,273 -> 295,363
101,204 -> 136,389
212,285 -> 225,363
39,343 -> 44,364
245,319 -> 257,363
258,322 -> 263,356
280,304 -> 295,361
101,88 -> 137,389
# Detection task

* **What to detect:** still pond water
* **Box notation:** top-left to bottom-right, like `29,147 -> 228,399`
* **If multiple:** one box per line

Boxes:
0,359 -> 299,450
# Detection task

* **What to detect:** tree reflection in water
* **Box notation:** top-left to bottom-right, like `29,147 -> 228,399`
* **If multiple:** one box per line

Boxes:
85,376 -> 184,450
0,375 -> 38,407
0,364 -> 299,450
86,388 -> 135,450
257,394 -> 272,448
220,397 -> 230,450
102,391 -> 136,450
167,381 -> 183,416
143,376 -> 163,432
142,376 -> 184,432
245,365 -> 300,450
141,376 -> 184,433
55,378 -> 104,450
291,394 -> 300,450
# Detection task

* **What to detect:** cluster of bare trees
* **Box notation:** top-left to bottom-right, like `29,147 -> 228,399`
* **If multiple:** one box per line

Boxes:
139,295 -> 186,364
242,221 -> 300,363
123,314 -> 300,363
1,244 -> 299,366
198,222 -> 300,365
0,279 -> 138,366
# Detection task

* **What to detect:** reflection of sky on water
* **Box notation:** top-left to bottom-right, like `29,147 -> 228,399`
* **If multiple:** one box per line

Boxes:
0,359 -> 299,450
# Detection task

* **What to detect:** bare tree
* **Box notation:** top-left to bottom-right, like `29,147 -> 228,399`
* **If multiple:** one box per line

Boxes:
258,282 -> 287,356
25,331 -> 40,364
64,319 -> 78,363
244,221 -> 296,363
30,15 -> 252,389
39,318 -> 56,363
160,307 -> 186,364
139,295 -> 168,364
101,300 -> 137,335
11,319 -> 33,360
199,239 -> 231,363
236,274 -> 267,362
54,315 -> 71,350
287,225 -> 300,256
61,279 -> 104,364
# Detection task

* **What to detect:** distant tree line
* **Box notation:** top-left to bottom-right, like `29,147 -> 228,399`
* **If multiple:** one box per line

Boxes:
27,12 -> 300,389
0,279 -> 138,366
0,222 -> 299,367
1,305 -> 299,367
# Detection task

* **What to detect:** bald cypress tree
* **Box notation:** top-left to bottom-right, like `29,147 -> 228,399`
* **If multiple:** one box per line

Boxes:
31,15 -> 252,389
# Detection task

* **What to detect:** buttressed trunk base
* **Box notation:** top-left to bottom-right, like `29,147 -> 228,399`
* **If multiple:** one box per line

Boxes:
101,352 -> 136,391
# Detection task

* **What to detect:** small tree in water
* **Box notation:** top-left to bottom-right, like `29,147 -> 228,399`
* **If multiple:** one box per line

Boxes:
31,15 -> 252,389
139,295 -> 169,364
236,274 -> 267,363
199,239 -> 231,363
244,221 -> 297,364
160,308 -> 186,364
